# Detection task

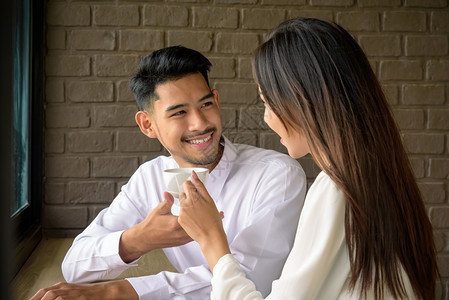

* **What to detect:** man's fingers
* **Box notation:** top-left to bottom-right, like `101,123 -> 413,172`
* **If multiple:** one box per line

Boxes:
153,195 -> 174,215
163,192 -> 175,206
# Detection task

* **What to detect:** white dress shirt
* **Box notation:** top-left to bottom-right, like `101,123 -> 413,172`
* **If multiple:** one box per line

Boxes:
62,137 -> 306,299
210,171 -> 416,300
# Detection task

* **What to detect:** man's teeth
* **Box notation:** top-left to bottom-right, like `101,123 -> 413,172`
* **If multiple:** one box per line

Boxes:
187,135 -> 212,144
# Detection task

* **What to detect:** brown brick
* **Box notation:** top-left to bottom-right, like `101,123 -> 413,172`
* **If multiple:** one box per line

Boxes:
392,109 -> 424,130
216,33 -> 260,54
46,55 -> 90,77
47,4 -> 90,26
337,12 -> 380,31
94,105 -> 137,127
437,255 -> 449,277
220,107 -> 237,130
431,11 -> 449,32
44,182 -> 65,204
167,31 -> 213,53
238,106 -> 267,130
117,81 -> 135,103
262,0 -> 306,4
260,132 -> 288,154
66,81 -> 114,103
242,9 -> 286,30
215,0 -> 257,3
429,158 -> 449,179
430,207 -> 449,229
403,133 -> 445,154
418,182 -> 446,204
119,30 -> 164,51
47,29 -> 66,50
428,109 -> 449,130
359,0 -> 401,6
381,84 -> 399,105
238,58 -> 253,79
310,0 -> 354,5
379,60 -> 422,81
68,181 -> 116,204
117,131 -> 162,152
46,79 -> 64,103
45,157 -> 90,178
433,231 -> 445,252
213,82 -> 258,104
46,106 -> 90,128
193,7 -> 238,29
92,157 -> 139,177
209,58 -> 236,79
43,206 -> 88,229
408,158 -> 425,179
405,0 -> 448,7
94,5 -> 139,26
426,60 -> 449,81
288,10 -> 333,21
383,12 -> 426,32
70,30 -> 116,51
359,35 -> 401,56
94,55 -> 139,77
45,131 -> 65,154
403,84 -> 445,105
405,36 -> 448,56
298,155 -> 321,179
228,132 -> 258,147
67,131 -> 113,153
143,6 -> 188,27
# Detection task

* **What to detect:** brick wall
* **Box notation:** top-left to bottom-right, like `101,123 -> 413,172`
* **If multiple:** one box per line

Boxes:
44,0 -> 449,296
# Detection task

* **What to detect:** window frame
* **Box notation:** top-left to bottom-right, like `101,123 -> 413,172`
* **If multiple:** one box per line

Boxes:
10,0 -> 45,276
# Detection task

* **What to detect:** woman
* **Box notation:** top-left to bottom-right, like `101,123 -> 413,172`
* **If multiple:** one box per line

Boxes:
177,18 -> 438,299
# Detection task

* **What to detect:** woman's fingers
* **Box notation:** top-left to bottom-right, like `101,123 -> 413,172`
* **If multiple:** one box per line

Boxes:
190,171 -> 212,200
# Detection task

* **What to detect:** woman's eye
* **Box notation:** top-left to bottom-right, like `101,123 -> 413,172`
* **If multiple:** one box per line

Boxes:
259,98 -> 266,105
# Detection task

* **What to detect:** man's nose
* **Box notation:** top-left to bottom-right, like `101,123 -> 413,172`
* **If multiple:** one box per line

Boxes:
188,110 -> 208,131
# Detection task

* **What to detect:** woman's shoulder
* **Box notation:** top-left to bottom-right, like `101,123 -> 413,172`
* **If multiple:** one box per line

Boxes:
306,171 -> 345,206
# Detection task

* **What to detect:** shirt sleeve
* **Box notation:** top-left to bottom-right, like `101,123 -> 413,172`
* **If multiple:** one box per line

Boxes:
210,172 -> 348,300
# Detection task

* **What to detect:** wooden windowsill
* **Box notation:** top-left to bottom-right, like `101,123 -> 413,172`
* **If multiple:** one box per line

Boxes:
12,238 -> 177,299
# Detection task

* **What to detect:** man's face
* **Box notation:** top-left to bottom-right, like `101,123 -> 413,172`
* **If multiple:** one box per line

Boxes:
143,72 -> 223,169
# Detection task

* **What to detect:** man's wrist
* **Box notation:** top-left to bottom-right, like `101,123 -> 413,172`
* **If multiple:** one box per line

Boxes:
119,228 -> 144,263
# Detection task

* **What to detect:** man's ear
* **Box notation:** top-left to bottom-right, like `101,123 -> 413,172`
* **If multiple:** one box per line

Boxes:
212,89 -> 220,109
135,111 -> 158,138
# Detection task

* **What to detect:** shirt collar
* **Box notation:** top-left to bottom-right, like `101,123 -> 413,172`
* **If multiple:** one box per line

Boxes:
206,135 -> 236,202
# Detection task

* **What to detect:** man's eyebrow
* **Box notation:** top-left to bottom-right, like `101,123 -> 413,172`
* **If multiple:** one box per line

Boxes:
165,92 -> 214,113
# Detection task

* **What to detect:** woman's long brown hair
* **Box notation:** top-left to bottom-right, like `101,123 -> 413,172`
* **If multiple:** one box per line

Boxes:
254,18 -> 438,299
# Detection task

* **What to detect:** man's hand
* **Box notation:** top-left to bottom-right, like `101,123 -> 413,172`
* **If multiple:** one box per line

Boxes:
119,192 -> 193,263
30,280 -> 138,300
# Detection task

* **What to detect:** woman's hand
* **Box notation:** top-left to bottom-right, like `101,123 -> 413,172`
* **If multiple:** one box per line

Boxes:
178,171 -> 231,271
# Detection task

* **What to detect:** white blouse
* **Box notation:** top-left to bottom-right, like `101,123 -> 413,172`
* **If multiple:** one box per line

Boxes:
211,171 -> 415,300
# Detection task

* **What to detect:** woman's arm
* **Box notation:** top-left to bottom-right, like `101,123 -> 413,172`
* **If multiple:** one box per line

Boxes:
178,171 -> 231,271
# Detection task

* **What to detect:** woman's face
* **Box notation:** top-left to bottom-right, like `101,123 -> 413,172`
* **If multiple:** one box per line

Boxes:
260,93 -> 310,159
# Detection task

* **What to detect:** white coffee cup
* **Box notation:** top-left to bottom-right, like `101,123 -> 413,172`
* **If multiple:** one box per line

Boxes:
163,167 -> 209,205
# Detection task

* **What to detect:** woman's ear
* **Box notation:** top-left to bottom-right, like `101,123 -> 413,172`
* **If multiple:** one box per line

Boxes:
135,111 -> 158,139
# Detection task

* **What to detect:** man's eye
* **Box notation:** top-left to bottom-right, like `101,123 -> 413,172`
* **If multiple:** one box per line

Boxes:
171,110 -> 186,117
201,101 -> 213,108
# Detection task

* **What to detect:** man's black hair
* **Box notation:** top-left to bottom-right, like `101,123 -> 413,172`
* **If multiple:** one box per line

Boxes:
130,46 -> 212,111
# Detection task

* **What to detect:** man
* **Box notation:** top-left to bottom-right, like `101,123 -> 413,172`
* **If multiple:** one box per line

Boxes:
33,46 -> 306,299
